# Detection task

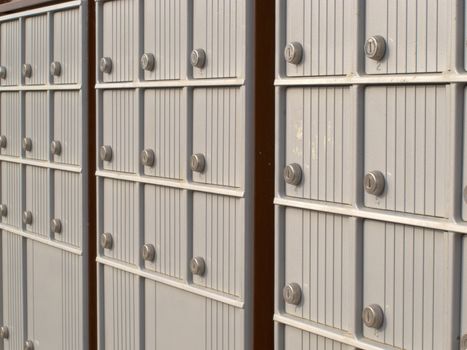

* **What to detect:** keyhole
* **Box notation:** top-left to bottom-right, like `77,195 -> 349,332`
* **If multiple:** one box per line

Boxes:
365,310 -> 372,324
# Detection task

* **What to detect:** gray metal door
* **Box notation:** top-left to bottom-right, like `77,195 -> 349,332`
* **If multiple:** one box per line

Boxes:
275,0 -> 464,349
0,1 -> 89,349
95,0 -> 255,349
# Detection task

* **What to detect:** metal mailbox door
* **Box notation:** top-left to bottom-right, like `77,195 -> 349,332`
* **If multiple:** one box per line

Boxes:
0,93 -> 20,157
0,20 -> 20,86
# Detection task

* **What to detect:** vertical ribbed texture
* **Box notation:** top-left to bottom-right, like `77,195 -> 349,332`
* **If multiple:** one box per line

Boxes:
103,266 -> 139,350
284,209 -> 350,330
1,231 -> 24,350
53,9 -> 81,84
366,0 -> 447,74
102,179 -> 138,265
285,87 -> 351,203
25,166 -> 48,236
144,89 -> 185,179
192,88 -> 244,188
286,0 -> 352,76
193,193 -> 243,297
61,251 -> 83,350
144,185 -> 186,279
25,14 -> 48,85
363,221 -> 448,349
54,91 -> 82,166
1,163 -> 21,228
365,85 -> 447,217
54,171 -> 82,248
0,20 -> 20,86
284,325 -> 356,350
193,0 -> 243,78
102,89 -> 137,173
143,0 -> 185,80
25,92 -> 48,161
0,92 -> 20,157
206,299 -> 243,350
102,0 -> 138,82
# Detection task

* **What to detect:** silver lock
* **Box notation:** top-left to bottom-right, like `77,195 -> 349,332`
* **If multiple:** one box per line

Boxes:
0,326 -> 9,339
99,57 -> 113,74
461,334 -> 467,350
22,210 -> 33,225
142,244 -> 156,262
0,66 -> 6,79
141,53 -> 155,71
191,153 -> 206,173
463,186 -> 467,204
0,204 -> 8,217
362,304 -> 384,329
191,49 -> 206,68
22,137 -> 32,152
365,35 -> 386,61
24,340 -> 34,350
99,145 -> 113,161
100,232 -> 113,249
190,257 -> 206,276
283,283 -> 302,305
22,64 -> 32,78
141,149 -> 155,167
284,42 -> 303,65
50,219 -> 62,234
50,140 -> 62,155
50,61 -> 61,76
283,163 -> 302,186
364,171 -> 385,196
0,135 -> 7,148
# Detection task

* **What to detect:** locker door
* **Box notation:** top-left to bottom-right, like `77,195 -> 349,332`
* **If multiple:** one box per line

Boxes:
0,93 -> 20,157
0,20 -> 20,86
24,15 -> 48,85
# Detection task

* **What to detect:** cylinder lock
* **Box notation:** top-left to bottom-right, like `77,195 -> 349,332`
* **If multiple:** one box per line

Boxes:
22,64 -> 32,78
284,42 -> 303,65
99,145 -> 113,162
99,57 -> 113,74
191,49 -> 206,68
0,66 -> 6,79
0,326 -> 9,339
50,61 -> 61,76
0,135 -> 6,148
283,283 -> 302,305
100,233 -> 113,249
365,35 -> 386,61
24,340 -> 34,350
362,304 -> 384,329
141,149 -> 155,167
283,163 -> 302,186
22,210 -> 33,225
191,153 -> 206,173
22,137 -> 32,152
50,219 -> 62,234
364,171 -> 385,196
141,53 -> 155,71
142,244 -> 156,262
190,257 -> 206,276
0,204 -> 8,217
50,140 -> 62,155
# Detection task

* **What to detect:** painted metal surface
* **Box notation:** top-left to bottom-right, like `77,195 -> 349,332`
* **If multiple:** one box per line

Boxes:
275,0 -> 464,349
0,1 -> 89,349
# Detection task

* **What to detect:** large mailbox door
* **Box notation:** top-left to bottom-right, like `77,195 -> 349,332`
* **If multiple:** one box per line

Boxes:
276,0 -> 463,349
96,0 -> 254,349
0,2 -> 89,350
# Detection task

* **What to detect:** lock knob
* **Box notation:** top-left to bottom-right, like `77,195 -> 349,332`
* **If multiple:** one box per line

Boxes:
191,153 -> 206,173
365,35 -> 386,61
50,219 -> 62,234
0,66 -> 7,79
50,140 -> 62,155
0,135 -> 7,148
99,145 -> 113,162
283,163 -> 302,186
100,232 -> 113,249
364,171 -> 385,196
141,53 -> 155,71
22,137 -> 32,152
142,244 -> 156,262
22,64 -> 32,78
0,204 -> 8,217
191,49 -> 206,68
50,61 -> 61,76
99,57 -> 113,74
22,210 -> 33,225
362,304 -> 384,329
284,42 -> 303,65
190,257 -> 206,276
141,149 -> 155,167
283,283 -> 301,305
0,326 -> 9,339
24,340 -> 34,350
